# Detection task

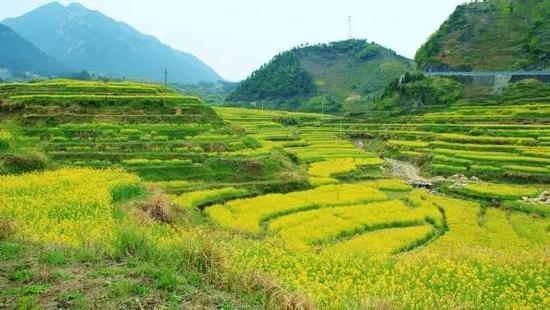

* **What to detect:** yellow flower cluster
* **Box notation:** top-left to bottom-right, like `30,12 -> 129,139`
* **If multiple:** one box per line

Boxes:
216,190 -> 550,309
459,182 -> 541,200
307,176 -> 339,187
0,168 -> 139,247
3,104 -> 547,309
308,157 -> 384,178
0,129 -> 12,140
206,183 -> 388,233
322,225 -> 434,258
427,194 -> 532,251
268,200 -> 441,249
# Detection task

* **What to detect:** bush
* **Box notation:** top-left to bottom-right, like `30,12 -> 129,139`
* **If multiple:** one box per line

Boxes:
0,139 -> 9,151
39,249 -> 68,266
500,79 -> 550,101
357,44 -> 382,60
380,73 -> 465,111
111,184 -> 144,203
272,117 -> 301,126
0,152 -> 48,174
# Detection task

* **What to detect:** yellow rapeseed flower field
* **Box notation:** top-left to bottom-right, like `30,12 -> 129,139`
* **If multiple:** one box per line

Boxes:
206,183 -> 388,233
322,225 -> 435,258
2,103 -> 549,309
217,190 -> 550,309
308,157 -> 384,178
268,200 -> 441,248
0,168 -> 139,247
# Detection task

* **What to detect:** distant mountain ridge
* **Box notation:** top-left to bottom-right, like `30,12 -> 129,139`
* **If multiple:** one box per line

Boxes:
228,39 -> 414,112
2,2 -> 222,83
0,24 -> 65,79
416,0 -> 550,71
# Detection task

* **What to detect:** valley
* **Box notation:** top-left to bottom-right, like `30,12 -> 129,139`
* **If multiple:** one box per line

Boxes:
0,78 -> 548,309
0,0 -> 549,309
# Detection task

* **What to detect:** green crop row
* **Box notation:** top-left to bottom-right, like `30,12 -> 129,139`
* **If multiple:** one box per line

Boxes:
430,164 -> 467,175
434,149 -> 550,166
455,183 -> 540,200
8,95 -> 202,108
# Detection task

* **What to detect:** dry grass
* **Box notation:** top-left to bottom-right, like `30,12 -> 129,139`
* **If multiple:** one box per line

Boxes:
0,214 -> 16,240
130,193 -> 183,225
359,297 -> 396,310
218,268 -> 316,310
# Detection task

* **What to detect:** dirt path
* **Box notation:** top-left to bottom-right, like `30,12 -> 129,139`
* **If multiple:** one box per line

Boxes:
351,139 -> 440,187
385,158 -> 437,187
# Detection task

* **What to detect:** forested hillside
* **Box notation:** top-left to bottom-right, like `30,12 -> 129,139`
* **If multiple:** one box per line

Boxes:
228,39 -> 414,112
416,0 -> 550,71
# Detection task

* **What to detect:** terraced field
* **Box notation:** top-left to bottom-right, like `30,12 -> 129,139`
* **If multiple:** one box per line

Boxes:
347,102 -> 550,184
0,80 -> 308,190
1,80 -> 549,309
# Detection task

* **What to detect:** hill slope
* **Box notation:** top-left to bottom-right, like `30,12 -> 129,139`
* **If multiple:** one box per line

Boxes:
2,2 -> 222,84
416,0 -> 550,71
227,40 -> 415,112
0,24 -> 65,79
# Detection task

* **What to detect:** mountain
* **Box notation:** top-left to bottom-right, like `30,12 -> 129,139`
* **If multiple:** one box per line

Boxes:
2,2 -> 222,84
227,39 -> 415,112
416,0 -> 550,71
0,24 -> 65,79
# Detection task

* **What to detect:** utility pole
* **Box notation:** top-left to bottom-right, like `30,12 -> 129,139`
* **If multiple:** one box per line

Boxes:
348,16 -> 352,40
163,68 -> 168,87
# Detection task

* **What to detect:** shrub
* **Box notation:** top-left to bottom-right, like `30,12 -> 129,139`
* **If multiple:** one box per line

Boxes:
272,117 -> 301,126
154,268 -> 180,290
111,184 -> 144,203
380,74 -> 465,110
0,242 -> 24,260
0,139 -> 8,151
39,249 -> 68,266
0,152 -> 48,174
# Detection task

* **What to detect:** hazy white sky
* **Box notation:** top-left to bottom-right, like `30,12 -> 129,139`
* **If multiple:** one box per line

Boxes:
0,0 -> 466,81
